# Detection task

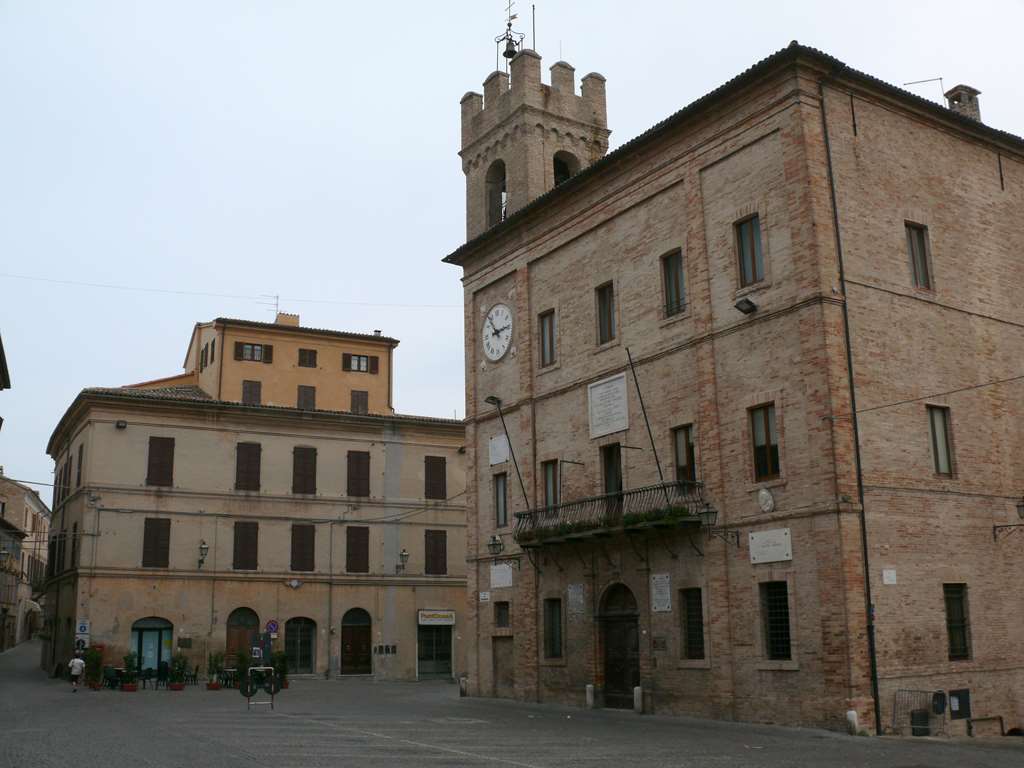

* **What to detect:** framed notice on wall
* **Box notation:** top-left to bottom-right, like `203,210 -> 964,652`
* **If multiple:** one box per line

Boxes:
588,373 -> 629,439
651,573 -> 672,612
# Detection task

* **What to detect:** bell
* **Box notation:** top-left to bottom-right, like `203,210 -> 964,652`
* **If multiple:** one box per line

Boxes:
502,37 -> 517,59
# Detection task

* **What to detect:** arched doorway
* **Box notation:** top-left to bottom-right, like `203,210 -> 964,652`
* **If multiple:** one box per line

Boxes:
285,617 -> 316,675
600,584 -> 639,709
130,617 -> 173,673
340,608 -> 372,675
226,607 -> 259,663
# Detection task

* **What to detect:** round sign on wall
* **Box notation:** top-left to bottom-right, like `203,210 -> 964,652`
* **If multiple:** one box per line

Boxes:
265,619 -> 279,634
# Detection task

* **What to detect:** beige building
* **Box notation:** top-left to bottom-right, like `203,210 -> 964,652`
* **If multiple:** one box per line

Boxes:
446,42 -> 1023,735
0,474 -> 50,650
43,315 -> 466,681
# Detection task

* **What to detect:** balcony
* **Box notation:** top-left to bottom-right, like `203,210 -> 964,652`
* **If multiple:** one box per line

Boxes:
514,481 -> 710,547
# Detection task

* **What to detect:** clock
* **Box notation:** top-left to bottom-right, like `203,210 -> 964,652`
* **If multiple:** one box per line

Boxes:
482,303 -> 513,361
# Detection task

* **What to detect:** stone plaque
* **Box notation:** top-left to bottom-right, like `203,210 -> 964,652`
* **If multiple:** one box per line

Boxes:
588,373 -> 629,439
651,573 -> 672,612
882,568 -> 897,585
478,591 -> 491,602
490,563 -> 514,589
489,434 -> 510,465
567,583 -> 586,617
749,528 -> 793,564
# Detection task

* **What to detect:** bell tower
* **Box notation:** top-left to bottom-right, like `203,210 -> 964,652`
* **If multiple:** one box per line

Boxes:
459,30 -> 610,240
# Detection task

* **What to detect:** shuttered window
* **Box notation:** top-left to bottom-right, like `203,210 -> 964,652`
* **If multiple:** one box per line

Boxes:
425,456 -> 447,500
242,380 -> 262,405
233,521 -> 259,570
298,348 -> 317,368
290,524 -> 315,572
343,354 -> 379,373
424,529 -> 447,575
347,451 -> 370,497
350,390 -> 369,414
292,446 -> 317,495
235,442 -> 262,491
346,526 -> 369,573
142,518 -> 171,568
234,342 -> 273,363
146,437 -> 175,487
297,385 -> 316,410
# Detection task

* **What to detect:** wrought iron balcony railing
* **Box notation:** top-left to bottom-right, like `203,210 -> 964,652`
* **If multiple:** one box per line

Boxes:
514,481 -> 708,546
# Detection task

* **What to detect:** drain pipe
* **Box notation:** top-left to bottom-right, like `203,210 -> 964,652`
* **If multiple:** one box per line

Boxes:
818,73 -> 882,736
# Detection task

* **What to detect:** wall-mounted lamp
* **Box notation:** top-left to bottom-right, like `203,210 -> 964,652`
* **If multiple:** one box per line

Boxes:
115,420 -> 128,430
487,534 -> 504,556
197,540 -> 209,569
734,297 -> 758,315
396,548 -> 410,574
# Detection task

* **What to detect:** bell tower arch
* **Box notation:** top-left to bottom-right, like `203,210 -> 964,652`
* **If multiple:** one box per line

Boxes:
459,48 -> 611,240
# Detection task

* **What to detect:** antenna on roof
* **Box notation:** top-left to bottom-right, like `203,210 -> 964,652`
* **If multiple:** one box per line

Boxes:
495,0 -> 525,73
903,77 -> 945,103
257,294 -> 280,317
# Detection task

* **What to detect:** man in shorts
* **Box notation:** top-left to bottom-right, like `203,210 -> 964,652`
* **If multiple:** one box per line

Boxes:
68,652 -> 85,692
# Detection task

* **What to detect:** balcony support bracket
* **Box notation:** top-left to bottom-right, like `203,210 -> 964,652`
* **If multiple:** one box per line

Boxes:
625,533 -> 649,567
598,541 -> 616,570
656,535 -> 679,560
687,534 -> 704,557
570,543 -> 593,575
524,548 -> 542,573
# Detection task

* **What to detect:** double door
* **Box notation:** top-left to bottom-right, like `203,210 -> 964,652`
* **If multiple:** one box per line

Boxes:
417,625 -> 452,678
341,625 -> 372,675
603,618 -> 640,709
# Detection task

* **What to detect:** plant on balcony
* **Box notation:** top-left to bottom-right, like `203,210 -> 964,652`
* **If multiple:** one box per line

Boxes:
121,652 -> 138,691
621,504 -> 693,530
84,647 -> 103,690
206,652 -> 224,690
168,653 -> 189,690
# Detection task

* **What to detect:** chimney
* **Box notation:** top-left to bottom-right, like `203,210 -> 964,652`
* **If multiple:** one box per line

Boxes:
275,312 -> 300,326
373,329 -> 382,336
944,84 -> 981,122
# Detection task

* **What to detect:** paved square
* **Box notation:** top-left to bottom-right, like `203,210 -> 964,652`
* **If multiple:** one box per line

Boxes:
2,641 -> 1020,767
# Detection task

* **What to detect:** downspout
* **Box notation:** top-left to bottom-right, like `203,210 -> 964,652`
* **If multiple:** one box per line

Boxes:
818,74 -> 882,736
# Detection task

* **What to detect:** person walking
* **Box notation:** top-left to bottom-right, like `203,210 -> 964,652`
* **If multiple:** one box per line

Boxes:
68,652 -> 85,692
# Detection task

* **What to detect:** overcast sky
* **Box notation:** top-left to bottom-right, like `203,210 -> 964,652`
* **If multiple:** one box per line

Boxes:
2,0 -> 1021,499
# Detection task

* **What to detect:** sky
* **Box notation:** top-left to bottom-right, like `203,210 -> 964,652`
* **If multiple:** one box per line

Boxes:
1,0 -> 1022,500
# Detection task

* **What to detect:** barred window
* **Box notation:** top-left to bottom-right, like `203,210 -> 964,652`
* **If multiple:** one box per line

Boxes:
543,598 -> 562,658
680,588 -> 705,660
944,583 -> 971,661
760,580 -> 791,660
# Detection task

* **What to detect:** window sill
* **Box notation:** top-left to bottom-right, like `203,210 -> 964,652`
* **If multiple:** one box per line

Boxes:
593,338 -> 621,355
745,477 -> 787,494
659,307 -> 691,328
491,628 -> 514,637
676,658 -> 711,670
536,361 -> 561,376
756,659 -> 799,671
540,657 -> 567,667
734,280 -> 772,299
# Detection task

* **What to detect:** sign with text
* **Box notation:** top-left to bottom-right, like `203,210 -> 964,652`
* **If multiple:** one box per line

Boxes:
749,528 -> 793,564
651,573 -> 672,612
489,434 -> 510,465
418,609 -> 456,626
567,583 -> 586,617
478,591 -> 491,603
490,563 -> 514,589
588,373 -> 629,439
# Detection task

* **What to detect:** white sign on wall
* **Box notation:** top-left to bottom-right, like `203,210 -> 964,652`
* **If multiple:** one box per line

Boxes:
651,573 -> 672,612
567,583 -> 586,617
478,591 -> 491,603
588,373 -> 629,439
418,609 -> 456,626
490,563 -> 514,589
749,528 -> 793,564
882,569 -> 898,585
489,434 -> 510,465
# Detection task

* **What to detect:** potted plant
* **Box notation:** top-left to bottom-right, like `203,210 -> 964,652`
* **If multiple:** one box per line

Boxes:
121,652 -> 138,692
271,651 -> 289,689
84,647 -> 103,690
206,652 -> 224,690
168,653 -> 189,691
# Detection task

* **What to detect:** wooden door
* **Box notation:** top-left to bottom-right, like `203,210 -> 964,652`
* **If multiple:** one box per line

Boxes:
226,626 -> 255,662
603,618 -> 639,709
492,637 -> 515,698
341,625 -> 371,675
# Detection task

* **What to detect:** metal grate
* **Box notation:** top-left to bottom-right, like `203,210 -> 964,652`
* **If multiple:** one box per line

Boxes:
760,581 -> 791,660
892,689 -> 947,737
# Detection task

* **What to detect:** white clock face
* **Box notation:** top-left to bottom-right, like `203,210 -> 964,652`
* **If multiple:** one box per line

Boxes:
482,303 -> 513,361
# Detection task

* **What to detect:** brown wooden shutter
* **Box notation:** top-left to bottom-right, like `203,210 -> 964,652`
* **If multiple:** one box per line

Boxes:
347,451 -> 370,497
262,344 -> 273,363
425,456 -> 447,500
235,443 -> 261,491
425,529 -> 447,575
350,390 -> 368,414
234,341 -> 244,360
342,353 -> 352,371
290,524 -> 315,572
298,385 -> 316,410
369,356 -> 379,374
146,437 -> 175,486
292,446 -> 317,494
233,521 -> 258,570
346,526 -> 369,573
142,518 -> 170,568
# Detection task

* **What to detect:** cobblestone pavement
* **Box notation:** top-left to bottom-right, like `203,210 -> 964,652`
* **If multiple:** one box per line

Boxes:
2,640 -> 1021,768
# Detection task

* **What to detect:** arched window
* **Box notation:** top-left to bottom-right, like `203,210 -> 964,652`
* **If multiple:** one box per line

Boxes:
485,160 -> 507,228
285,617 -> 317,675
553,151 -> 580,187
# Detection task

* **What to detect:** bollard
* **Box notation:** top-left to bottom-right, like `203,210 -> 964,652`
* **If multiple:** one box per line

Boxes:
633,685 -> 643,714
459,676 -> 468,697
585,684 -> 595,709
846,710 -> 859,735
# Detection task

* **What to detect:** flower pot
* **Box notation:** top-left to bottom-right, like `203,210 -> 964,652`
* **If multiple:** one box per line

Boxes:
206,682 -> 221,691
121,683 -> 138,692
168,682 -> 185,691
88,682 -> 102,690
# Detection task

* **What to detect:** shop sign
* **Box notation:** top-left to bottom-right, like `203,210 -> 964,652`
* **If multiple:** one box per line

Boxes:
749,528 -> 793,564
651,573 -> 672,612
418,609 -> 456,626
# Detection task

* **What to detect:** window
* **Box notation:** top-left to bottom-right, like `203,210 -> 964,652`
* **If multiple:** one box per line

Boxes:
494,601 -> 510,628
539,310 -> 556,367
200,343 -> 208,372
680,588 -> 705,660
425,456 -> 447,500
486,159 -> 507,228
553,151 -> 579,187
345,526 -> 369,573
662,249 -> 686,316
601,443 -> 622,495
298,348 -> 317,368
425,529 -> 447,575
750,404 -> 780,481
760,581 -> 791,660
494,473 -> 508,528
241,380 -> 262,406
297,385 -> 316,410
76,443 -> 83,487
673,425 -> 696,482
290,524 -> 315,572
736,215 -> 765,287
210,338 -> 215,364
350,390 -> 369,414
343,353 -> 378,373
233,521 -> 259,570
596,282 -> 616,344
928,405 -> 953,476
543,598 -> 563,658
943,583 -> 971,660
143,519 -> 171,568
347,451 -> 370,497
146,436 -> 175,487
70,522 -> 78,567
234,342 -> 273,363
292,446 -> 317,495
906,223 -> 932,289
542,460 -> 559,508
235,442 -> 262,491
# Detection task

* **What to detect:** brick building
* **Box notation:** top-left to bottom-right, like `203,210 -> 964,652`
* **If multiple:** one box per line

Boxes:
445,41 -> 1023,734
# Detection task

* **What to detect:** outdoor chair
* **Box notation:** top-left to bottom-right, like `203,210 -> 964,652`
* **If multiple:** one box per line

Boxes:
140,668 -> 155,689
188,665 -> 200,685
155,661 -> 169,689
102,666 -> 120,689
